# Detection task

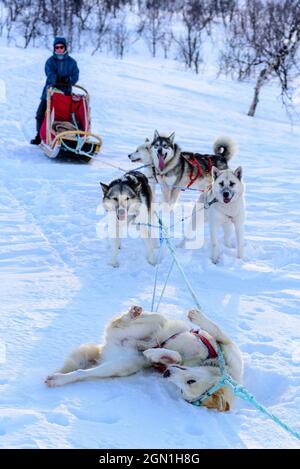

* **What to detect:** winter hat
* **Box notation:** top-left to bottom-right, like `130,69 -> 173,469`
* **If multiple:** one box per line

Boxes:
53,36 -> 67,50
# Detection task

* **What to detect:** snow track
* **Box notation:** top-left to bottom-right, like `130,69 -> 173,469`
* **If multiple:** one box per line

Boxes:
0,45 -> 299,448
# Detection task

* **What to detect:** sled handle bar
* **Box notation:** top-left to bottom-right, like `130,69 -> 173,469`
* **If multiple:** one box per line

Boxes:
49,84 -> 89,96
51,130 -> 103,149
72,84 -> 89,95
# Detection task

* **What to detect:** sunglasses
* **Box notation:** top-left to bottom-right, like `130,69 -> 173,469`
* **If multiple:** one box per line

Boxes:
55,45 -> 65,50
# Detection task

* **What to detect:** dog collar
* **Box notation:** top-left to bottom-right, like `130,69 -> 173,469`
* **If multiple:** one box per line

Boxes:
204,197 -> 218,209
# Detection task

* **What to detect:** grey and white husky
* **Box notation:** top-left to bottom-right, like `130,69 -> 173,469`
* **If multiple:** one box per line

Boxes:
200,166 -> 245,263
149,131 -> 236,205
100,171 -> 156,267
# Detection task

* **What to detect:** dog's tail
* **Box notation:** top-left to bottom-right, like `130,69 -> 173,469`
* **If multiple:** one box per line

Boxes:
58,343 -> 102,374
213,137 -> 237,161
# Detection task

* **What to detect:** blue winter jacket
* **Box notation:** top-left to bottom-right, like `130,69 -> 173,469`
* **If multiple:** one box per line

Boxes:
41,38 -> 79,100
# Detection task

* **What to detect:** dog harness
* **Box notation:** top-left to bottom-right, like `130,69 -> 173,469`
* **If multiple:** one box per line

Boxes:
157,330 -> 218,359
152,155 -> 213,191
152,330 -> 218,374
185,155 -> 213,190
190,329 -> 218,359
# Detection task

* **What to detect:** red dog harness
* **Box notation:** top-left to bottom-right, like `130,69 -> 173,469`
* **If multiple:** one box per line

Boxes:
185,156 -> 213,190
152,330 -> 218,374
190,329 -> 218,359
156,330 -> 218,358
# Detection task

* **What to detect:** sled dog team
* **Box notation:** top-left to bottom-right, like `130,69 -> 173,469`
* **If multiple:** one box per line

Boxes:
102,130 -> 245,267
46,131 -> 245,412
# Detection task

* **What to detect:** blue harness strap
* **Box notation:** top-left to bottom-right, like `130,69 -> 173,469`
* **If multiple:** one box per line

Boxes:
149,213 -> 300,442
191,344 -> 300,442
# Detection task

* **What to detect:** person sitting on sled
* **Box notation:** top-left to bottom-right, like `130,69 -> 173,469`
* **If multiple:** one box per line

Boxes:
31,36 -> 79,145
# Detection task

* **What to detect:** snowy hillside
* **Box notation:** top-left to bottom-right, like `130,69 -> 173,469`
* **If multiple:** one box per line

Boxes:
0,44 -> 299,449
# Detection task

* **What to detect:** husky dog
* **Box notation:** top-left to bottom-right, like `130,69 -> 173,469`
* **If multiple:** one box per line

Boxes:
200,167 -> 245,263
155,309 -> 243,411
45,306 -> 163,386
100,171 -> 156,267
128,139 -> 156,198
150,131 -> 236,205
45,306 -> 243,412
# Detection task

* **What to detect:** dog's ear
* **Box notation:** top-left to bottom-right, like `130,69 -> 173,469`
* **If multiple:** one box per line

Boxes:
153,130 -> 159,141
234,166 -> 242,180
168,132 -> 175,145
100,182 -> 109,196
212,167 -> 220,180
145,138 -> 150,143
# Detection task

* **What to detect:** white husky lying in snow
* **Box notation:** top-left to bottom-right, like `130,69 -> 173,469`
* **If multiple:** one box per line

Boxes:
45,306 -> 243,411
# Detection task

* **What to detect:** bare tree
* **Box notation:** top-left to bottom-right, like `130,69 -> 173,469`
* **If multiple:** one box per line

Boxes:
40,0 -> 65,38
2,0 -> 26,42
220,0 -> 300,116
104,0 -> 133,17
74,1 -> 93,32
161,29 -> 173,59
0,0 -> 133,51
137,0 -> 172,58
91,1 -> 113,55
19,0 -> 43,48
109,13 -> 131,58
212,0 -> 237,27
174,0 -> 215,74
0,1 -> 6,36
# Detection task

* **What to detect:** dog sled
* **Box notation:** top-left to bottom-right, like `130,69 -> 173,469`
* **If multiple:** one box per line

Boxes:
40,84 -> 102,162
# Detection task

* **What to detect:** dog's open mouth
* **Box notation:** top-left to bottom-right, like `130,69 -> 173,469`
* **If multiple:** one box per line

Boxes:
158,153 -> 165,171
223,196 -> 231,204
117,211 -> 126,221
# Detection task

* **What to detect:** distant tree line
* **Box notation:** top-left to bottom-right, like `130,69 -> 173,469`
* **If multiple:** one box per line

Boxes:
0,0 -> 299,116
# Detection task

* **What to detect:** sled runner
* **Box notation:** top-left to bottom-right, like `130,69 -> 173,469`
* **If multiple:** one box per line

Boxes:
40,84 -> 102,162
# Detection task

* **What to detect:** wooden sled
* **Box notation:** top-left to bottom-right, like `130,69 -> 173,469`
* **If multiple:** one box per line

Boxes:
40,84 -> 102,162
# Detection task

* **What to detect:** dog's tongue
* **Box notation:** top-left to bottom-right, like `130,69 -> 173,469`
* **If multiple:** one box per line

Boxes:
224,197 -> 230,204
117,211 -> 126,221
158,154 -> 165,171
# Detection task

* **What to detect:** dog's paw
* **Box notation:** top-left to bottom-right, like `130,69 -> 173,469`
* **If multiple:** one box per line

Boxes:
187,309 -> 202,323
147,255 -> 157,266
143,348 -> 182,365
211,256 -> 220,264
129,305 -> 143,319
108,259 -> 120,268
237,249 -> 244,260
45,374 -> 61,388
159,353 -> 182,365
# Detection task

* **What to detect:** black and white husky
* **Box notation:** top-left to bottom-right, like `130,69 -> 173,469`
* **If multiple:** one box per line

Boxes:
149,131 -> 236,204
100,171 -> 156,267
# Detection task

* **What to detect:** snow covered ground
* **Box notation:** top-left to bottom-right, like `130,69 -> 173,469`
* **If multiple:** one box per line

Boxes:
0,43 -> 299,449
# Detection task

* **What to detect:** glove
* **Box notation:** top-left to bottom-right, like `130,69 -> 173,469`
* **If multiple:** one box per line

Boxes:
56,75 -> 70,85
